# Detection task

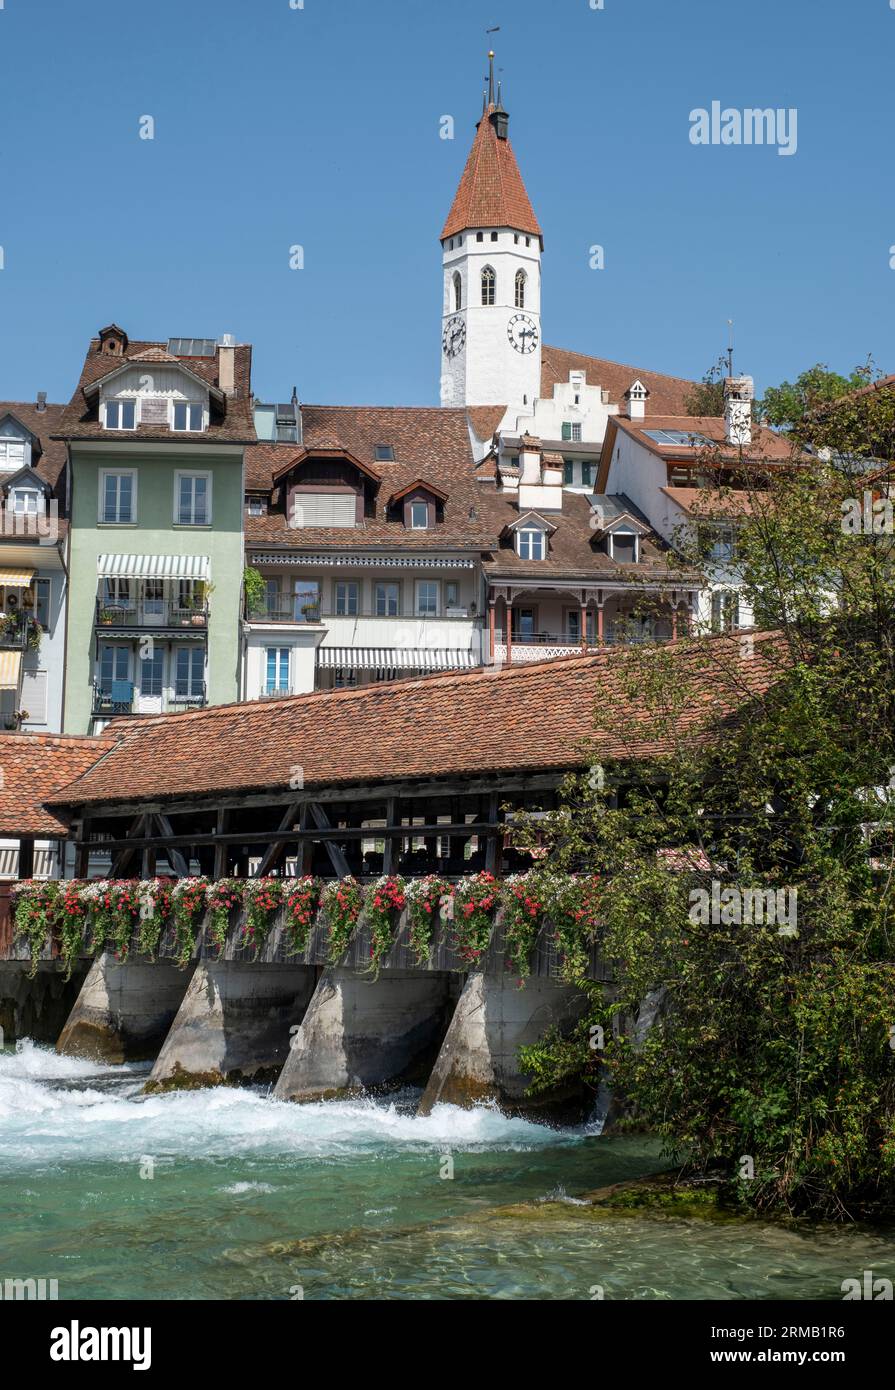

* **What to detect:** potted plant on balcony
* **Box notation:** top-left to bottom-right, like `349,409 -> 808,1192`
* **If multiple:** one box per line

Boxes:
26,618 -> 42,653
189,580 -> 213,626
98,608 -> 115,626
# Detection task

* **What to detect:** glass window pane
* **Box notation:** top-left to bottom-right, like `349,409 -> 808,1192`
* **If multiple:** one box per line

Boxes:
121,401 -> 135,429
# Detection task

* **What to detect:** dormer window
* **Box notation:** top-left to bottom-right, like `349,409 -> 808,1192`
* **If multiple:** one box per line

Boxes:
104,400 -> 136,430
9,487 -> 40,516
172,402 -> 204,432
0,439 -> 26,472
517,526 -> 545,560
410,501 -> 429,530
609,531 -> 639,564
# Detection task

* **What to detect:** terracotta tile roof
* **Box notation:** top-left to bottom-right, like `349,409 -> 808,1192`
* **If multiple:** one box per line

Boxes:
541,345 -> 698,414
0,733 -> 119,836
46,633 -> 783,812
479,490 -> 698,582
661,487 -> 758,518
55,335 -> 256,445
0,401 -> 67,491
441,106 -> 542,240
613,415 -> 794,461
245,406 -> 497,551
468,406 -> 507,442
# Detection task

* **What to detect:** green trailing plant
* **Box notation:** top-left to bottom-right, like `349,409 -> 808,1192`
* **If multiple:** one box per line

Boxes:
170,878 -> 208,968
13,880 -> 59,976
405,875 -> 452,965
242,878 -> 284,956
452,871 -> 500,965
543,873 -> 603,982
136,879 -> 173,959
500,871 -> 547,978
206,879 -> 244,954
57,880 -> 89,979
283,876 -> 322,955
323,876 -> 363,963
364,875 -> 406,977
243,566 -> 266,616
81,880 -> 141,961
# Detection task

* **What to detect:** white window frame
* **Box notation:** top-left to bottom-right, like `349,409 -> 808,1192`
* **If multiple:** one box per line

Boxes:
517,527 -> 545,561
415,580 -> 439,617
335,581 -> 359,616
410,501 -> 429,530
171,400 -> 206,433
375,582 -> 400,617
99,468 -> 138,524
0,438 -> 26,471
174,471 -> 212,526
264,646 -> 291,695
9,487 -> 41,515
103,399 -> 137,431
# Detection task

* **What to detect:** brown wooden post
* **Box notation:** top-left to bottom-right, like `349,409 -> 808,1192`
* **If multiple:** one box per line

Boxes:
75,820 -> 90,879
580,597 -> 588,652
18,837 -> 35,880
597,603 -> 604,645
382,797 -> 398,875
213,809 -> 229,880
488,600 -> 496,664
505,596 -> 513,665
484,791 -> 501,875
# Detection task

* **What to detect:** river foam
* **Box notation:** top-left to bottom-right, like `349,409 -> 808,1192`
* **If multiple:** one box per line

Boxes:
0,1040 -> 588,1168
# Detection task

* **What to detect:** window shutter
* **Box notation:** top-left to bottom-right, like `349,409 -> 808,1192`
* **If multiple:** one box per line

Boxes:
561,423 -> 572,441
292,493 -> 356,528
21,669 -> 48,724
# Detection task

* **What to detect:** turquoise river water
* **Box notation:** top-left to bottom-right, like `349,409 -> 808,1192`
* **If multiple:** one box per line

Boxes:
2,1041 -> 895,1300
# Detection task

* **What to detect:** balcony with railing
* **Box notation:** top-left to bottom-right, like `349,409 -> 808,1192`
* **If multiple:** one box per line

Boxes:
0,613 -> 42,651
91,680 -> 208,718
95,597 -> 209,632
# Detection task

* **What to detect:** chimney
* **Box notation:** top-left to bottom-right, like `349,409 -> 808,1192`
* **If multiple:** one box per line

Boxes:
218,334 -> 237,396
36,391 -> 47,413
517,433 -> 542,485
625,380 -> 649,421
724,375 -> 754,447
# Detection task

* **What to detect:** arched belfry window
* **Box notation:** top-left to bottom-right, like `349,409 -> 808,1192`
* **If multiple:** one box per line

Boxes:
515,269 -> 526,309
453,272 -> 462,312
481,265 -> 496,306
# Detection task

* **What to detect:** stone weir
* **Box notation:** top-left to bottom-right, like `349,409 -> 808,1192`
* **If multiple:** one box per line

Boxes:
4,903 -> 611,1122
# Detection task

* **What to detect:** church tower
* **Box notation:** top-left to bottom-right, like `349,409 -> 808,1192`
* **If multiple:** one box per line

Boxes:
440,56 -> 543,410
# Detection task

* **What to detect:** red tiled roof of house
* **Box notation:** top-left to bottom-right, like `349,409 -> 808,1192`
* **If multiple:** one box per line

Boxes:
441,106 -> 542,240
244,406 -> 498,551
468,406 -> 507,442
0,733 -> 119,836
55,334 -> 256,445
541,346 -> 698,415
46,633 -> 783,812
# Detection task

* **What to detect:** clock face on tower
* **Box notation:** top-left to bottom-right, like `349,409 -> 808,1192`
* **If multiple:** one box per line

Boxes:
442,315 -> 466,359
507,313 -> 539,354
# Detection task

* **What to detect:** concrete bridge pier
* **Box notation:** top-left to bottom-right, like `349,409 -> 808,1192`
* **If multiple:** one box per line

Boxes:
146,961 -> 317,1091
56,953 -> 195,1063
274,969 -> 457,1102
418,972 -> 593,1122
0,961 -> 90,1046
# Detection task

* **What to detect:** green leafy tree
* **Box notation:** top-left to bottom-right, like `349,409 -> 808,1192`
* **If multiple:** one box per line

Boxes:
518,396 -> 895,1220
761,362 -> 875,432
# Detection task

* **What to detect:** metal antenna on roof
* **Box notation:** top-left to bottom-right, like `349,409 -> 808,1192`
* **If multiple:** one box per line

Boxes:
726,319 -> 734,377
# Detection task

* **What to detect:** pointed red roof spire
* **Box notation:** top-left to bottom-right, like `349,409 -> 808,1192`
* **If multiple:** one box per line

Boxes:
441,57 -> 542,243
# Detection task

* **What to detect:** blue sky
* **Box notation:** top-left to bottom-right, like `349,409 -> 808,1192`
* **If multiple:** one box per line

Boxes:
1,0 -> 893,407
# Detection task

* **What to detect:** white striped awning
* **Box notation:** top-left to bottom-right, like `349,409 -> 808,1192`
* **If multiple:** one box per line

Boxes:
0,650 -> 22,691
317,647 -> 477,671
0,568 -> 35,588
96,554 -> 210,580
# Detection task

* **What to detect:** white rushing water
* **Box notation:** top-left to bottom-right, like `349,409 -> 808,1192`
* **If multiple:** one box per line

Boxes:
0,1040 -> 591,1168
